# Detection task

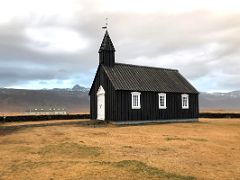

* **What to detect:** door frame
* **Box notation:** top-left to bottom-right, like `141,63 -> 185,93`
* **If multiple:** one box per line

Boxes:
96,85 -> 105,120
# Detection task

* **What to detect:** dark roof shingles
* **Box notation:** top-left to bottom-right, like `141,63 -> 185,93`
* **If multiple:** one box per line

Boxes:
102,63 -> 198,93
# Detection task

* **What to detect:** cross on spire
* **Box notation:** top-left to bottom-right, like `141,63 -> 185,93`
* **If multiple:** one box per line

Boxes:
102,18 -> 108,29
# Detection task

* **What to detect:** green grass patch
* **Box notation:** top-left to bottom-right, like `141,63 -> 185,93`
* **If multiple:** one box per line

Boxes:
38,142 -> 101,158
158,147 -> 171,152
122,145 -> 133,149
165,137 -> 186,141
165,136 -> 207,142
2,160 -> 82,176
10,161 -> 54,171
13,146 -> 37,154
0,138 -> 29,145
94,160 -> 195,180
228,123 -> 240,127
187,137 -> 208,142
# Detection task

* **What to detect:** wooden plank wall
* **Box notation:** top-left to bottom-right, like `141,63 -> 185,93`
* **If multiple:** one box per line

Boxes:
114,91 -> 198,121
90,66 -> 199,121
89,65 -> 116,120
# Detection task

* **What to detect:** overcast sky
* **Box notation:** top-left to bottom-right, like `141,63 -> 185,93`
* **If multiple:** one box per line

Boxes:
0,0 -> 240,92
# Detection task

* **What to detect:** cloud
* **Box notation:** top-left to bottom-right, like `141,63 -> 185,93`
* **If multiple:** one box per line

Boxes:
25,27 -> 89,52
0,0 -> 240,91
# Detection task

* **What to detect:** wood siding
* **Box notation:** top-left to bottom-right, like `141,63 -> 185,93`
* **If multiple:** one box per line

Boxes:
89,65 -> 116,120
99,52 -> 115,67
113,91 -> 198,121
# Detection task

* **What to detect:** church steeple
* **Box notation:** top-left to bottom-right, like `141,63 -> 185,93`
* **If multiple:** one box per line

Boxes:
98,30 -> 115,67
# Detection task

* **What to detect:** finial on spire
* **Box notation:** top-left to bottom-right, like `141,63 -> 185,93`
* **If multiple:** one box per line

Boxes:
102,18 -> 108,29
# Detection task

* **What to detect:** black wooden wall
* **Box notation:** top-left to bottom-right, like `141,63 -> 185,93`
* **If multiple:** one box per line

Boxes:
99,52 -> 115,67
113,91 -> 198,121
90,66 -> 199,121
89,65 -> 116,120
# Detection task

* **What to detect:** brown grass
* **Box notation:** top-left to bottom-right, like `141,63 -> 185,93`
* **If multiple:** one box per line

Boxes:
200,108 -> 240,113
0,118 -> 240,179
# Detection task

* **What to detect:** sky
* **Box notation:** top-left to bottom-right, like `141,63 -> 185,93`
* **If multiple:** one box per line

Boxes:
0,0 -> 240,92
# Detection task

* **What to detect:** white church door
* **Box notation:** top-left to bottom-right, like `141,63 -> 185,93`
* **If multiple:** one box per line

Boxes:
97,85 -> 105,120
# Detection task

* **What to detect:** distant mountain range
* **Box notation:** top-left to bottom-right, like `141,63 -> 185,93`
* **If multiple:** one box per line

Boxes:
50,84 -> 90,92
199,91 -> 240,110
0,85 -> 240,114
0,85 -> 90,114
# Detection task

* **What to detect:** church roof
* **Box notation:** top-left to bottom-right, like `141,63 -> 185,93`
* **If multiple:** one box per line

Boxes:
102,63 -> 198,93
98,31 -> 115,52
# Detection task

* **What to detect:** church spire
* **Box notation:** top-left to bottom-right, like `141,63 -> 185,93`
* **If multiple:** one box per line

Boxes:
98,30 -> 115,67
99,30 -> 115,52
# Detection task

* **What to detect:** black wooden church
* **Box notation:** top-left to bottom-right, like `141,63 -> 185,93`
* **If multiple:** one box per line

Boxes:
89,31 -> 199,123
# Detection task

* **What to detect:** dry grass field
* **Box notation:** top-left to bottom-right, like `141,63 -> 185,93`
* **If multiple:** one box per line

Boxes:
0,119 -> 239,180
200,108 -> 240,113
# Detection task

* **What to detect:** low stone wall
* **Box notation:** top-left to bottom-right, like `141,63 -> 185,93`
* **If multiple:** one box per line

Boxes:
199,113 -> 240,118
0,114 -> 90,122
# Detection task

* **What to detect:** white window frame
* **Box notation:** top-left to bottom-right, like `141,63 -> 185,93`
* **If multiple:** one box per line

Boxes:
158,93 -> 167,109
131,92 -> 141,109
181,94 -> 189,109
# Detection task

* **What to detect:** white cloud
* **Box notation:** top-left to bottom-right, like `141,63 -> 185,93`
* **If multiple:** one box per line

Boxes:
0,0 -> 81,24
25,27 -> 89,52
100,0 -> 240,14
